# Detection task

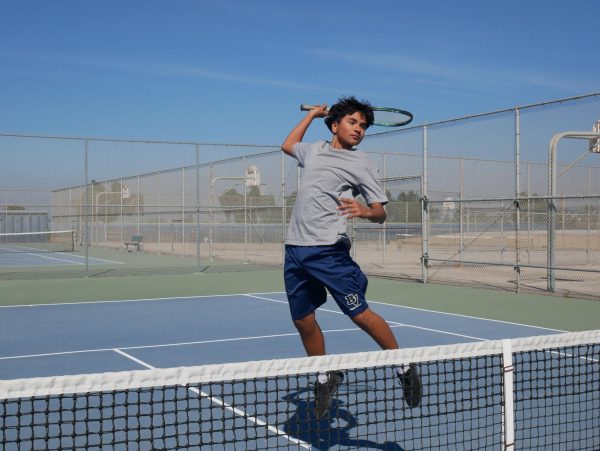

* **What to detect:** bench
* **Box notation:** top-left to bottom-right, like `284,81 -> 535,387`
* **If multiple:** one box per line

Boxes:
124,235 -> 143,252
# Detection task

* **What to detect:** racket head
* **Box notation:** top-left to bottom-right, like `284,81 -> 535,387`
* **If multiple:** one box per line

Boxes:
371,106 -> 413,127
300,104 -> 413,127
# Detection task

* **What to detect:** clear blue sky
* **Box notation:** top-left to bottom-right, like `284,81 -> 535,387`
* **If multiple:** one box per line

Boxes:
1,0 -> 598,145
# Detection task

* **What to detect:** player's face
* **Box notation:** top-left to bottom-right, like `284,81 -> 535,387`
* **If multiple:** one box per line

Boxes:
331,111 -> 367,149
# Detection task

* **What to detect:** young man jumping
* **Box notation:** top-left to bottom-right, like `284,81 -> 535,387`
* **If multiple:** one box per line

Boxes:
281,96 -> 422,419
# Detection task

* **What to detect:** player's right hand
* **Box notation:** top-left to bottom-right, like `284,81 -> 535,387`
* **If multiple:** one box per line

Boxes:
309,104 -> 328,118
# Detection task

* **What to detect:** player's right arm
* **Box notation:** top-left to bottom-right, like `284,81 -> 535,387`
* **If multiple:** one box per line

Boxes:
281,104 -> 328,156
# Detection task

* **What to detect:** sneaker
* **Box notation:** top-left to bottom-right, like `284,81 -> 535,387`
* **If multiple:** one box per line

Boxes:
313,370 -> 344,419
397,363 -> 422,408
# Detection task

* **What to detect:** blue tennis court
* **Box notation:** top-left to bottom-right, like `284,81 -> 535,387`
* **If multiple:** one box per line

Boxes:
0,291 -> 562,380
1,292 -> 598,450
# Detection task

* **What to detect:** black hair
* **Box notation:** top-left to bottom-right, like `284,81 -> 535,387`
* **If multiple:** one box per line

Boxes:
324,96 -> 375,132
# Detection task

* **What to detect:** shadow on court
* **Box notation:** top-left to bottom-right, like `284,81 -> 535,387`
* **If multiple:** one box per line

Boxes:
282,388 -> 404,451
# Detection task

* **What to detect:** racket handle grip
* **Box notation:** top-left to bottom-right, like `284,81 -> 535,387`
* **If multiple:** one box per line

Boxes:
300,104 -> 330,113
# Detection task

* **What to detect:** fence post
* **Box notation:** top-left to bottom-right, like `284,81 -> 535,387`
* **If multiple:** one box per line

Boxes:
421,125 -> 429,283
514,108 -> 521,292
196,144 -> 201,273
180,166 -> 185,256
84,139 -> 89,278
120,178 -> 124,247
137,175 -> 140,236
459,158 -> 464,264
157,171 -> 161,254
383,152 -> 387,268
281,151 -> 286,264
209,165 -> 214,261
244,157 -> 248,263
587,167 -> 591,264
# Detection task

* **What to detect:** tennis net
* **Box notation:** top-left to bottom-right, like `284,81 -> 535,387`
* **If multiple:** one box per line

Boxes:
1,331 -> 598,450
0,230 -> 75,254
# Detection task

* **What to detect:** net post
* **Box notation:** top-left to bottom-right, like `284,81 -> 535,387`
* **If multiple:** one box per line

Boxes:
501,339 -> 515,450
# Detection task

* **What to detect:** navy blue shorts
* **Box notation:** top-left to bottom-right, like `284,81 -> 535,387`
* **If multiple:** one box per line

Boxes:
284,242 -> 369,320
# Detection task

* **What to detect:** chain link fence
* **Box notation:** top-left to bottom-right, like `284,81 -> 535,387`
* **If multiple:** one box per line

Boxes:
1,93 -> 600,299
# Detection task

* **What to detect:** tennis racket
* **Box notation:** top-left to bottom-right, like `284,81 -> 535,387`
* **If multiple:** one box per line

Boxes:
300,104 -> 413,127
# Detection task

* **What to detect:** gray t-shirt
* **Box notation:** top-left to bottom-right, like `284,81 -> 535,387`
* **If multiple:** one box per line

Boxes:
285,140 -> 388,246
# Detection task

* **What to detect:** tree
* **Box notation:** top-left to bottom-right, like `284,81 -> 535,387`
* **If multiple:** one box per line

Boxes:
218,188 -> 245,222
284,191 -> 297,222
386,191 -> 421,223
218,186 -> 282,223
519,191 -> 548,225
247,186 -> 278,223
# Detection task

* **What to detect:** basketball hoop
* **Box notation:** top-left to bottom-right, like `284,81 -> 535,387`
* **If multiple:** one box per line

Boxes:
590,120 -> 600,153
245,165 -> 260,187
121,183 -> 131,199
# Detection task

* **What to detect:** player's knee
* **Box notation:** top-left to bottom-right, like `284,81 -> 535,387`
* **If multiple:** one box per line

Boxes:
350,308 -> 376,328
293,314 -> 317,334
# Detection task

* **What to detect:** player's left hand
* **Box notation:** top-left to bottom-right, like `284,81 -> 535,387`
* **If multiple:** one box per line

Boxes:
337,197 -> 368,220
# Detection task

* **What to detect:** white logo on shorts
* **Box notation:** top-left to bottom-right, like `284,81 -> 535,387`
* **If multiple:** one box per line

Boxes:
344,293 -> 361,310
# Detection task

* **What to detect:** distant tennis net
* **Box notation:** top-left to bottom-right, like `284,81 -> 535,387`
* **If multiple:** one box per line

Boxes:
1,331 -> 598,450
0,230 -> 75,254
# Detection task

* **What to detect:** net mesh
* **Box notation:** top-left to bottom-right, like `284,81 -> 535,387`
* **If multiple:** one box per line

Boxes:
1,331 -> 599,450
0,230 -> 75,254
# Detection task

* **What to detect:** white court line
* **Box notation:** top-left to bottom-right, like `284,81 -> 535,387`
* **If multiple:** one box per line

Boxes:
26,253 -> 84,265
1,325 -> 407,361
367,299 -> 566,333
113,348 -> 155,370
0,290 -> 569,393
0,263 -> 79,268
247,291 -> 486,342
0,292 -> 562,361
243,293 -> 566,336
5,245 -> 85,259
79,255 -> 126,265
0,283 -> 576,331
113,349 -> 312,449
1,290 -> 566,335
0,291 -> 288,308
0,246 -> 125,266
1,290 -> 566,357
1,312 -> 589,366
0,261 -> 123,268
244,294 -> 501,342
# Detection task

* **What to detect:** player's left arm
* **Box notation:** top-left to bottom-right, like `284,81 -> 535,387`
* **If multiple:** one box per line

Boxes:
338,198 -> 386,224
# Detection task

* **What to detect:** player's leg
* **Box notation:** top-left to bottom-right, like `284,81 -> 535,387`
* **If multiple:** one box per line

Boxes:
353,309 -> 421,406
289,299 -> 342,418
314,243 -> 422,408
284,244 -> 342,419
284,245 -> 328,356
293,312 -> 325,356
396,364 -> 422,408
313,369 -> 344,419
350,308 -> 399,350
